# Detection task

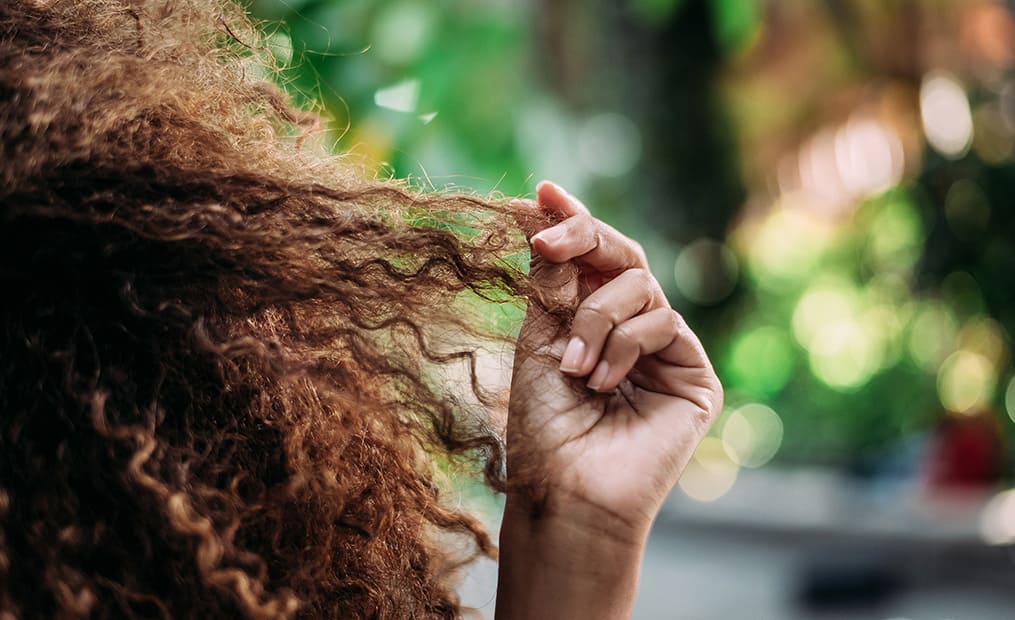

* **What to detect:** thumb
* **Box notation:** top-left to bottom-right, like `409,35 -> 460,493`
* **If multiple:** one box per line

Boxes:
507,196 -> 569,241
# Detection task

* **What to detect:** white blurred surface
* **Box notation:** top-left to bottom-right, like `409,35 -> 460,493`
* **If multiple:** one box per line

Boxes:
461,467 -> 1015,619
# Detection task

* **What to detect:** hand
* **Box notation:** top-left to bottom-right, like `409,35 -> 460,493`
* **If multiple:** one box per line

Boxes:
495,181 -> 722,620
508,180 -> 722,536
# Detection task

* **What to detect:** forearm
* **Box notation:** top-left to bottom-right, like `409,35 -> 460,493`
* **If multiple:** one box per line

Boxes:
494,495 -> 649,620
497,181 -> 721,618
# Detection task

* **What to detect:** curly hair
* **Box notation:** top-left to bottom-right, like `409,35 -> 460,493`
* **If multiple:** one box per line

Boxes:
0,1 -> 568,617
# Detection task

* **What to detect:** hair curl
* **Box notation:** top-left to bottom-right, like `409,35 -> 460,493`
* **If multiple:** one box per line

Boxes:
0,1 -> 568,617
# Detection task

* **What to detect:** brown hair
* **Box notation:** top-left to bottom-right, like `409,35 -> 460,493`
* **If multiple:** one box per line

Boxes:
0,1 -> 566,617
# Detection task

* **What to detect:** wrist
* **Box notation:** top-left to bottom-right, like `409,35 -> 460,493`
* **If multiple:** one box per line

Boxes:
495,493 -> 649,620
502,487 -> 654,550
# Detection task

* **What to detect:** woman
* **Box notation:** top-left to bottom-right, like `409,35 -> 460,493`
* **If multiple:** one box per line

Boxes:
0,1 -> 721,618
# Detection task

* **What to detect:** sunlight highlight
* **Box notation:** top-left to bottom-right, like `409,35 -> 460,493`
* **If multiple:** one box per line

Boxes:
921,72 -> 974,158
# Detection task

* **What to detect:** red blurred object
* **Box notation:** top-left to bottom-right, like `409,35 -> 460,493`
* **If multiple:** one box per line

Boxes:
924,411 -> 1006,491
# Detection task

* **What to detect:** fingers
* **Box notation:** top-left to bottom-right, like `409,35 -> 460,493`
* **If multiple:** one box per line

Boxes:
505,180 -> 588,243
628,358 -> 722,413
536,180 -> 590,217
531,213 -> 647,274
560,268 -> 664,377
520,180 -> 646,274
507,197 -> 545,241
518,181 -> 714,397
587,308 -> 711,394
507,180 -> 586,239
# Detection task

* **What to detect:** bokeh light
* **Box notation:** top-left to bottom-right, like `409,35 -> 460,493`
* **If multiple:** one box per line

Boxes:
863,304 -> 906,370
371,2 -> 433,65
980,489 -> 1015,545
678,437 -> 739,503
808,319 -> 883,391
834,117 -> 905,199
741,201 -> 832,288
920,72 -> 974,158
942,271 -> 986,317
673,238 -> 739,305
721,403 -> 783,468
864,193 -> 925,272
1006,376 -> 1015,425
958,316 -> 1009,368
907,302 -> 959,372
725,325 -> 795,398
937,350 -> 997,414
515,98 -> 587,196
792,278 -> 858,350
576,113 -> 642,178
798,128 -> 850,214
972,103 -> 1014,165
945,180 -> 991,242
792,278 -> 896,390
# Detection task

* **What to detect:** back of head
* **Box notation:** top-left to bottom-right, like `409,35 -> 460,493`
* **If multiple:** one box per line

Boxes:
0,1 -> 537,616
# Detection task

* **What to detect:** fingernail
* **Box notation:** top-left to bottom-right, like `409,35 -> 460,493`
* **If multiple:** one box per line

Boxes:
587,360 -> 610,392
560,337 -> 586,374
531,226 -> 564,246
509,198 -> 536,208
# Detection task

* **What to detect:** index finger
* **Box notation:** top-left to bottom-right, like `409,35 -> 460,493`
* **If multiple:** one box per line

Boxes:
531,213 -> 648,275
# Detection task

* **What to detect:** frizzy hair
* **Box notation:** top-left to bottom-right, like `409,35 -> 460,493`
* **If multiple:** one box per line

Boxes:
0,0 -> 573,617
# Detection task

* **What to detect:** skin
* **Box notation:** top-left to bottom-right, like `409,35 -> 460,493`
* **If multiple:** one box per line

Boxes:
496,181 -> 723,619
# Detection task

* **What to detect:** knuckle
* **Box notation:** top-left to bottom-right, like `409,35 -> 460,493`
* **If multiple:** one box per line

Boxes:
693,395 -> 717,428
611,322 -> 638,344
603,328 -> 640,362
629,238 -> 648,265
574,212 -> 596,231
665,308 -> 684,334
574,301 -> 614,327
628,267 -> 650,286
711,375 -> 725,413
592,216 -> 617,240
622,268 -> 655,300
571,214 -> 600,249
557,215 -> 582,238
641,269 -> 657,294
697,371 -> 724,422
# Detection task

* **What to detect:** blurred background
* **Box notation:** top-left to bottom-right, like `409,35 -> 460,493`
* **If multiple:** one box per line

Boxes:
249,0 -> 1015,617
